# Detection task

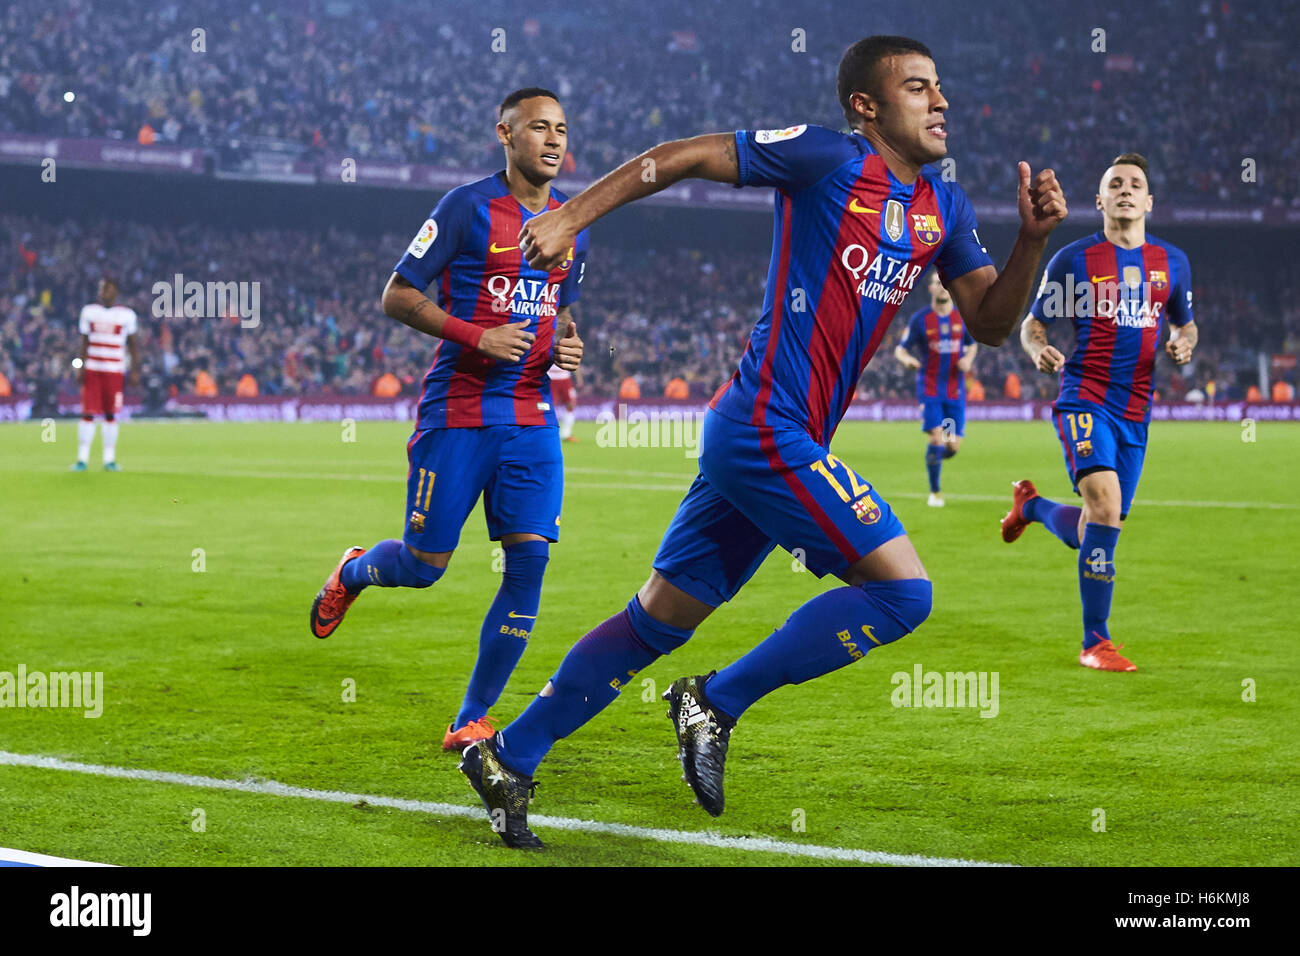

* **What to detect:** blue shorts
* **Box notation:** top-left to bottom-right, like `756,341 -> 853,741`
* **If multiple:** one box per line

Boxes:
653,411 -> 907,606
403,425 -> 563,553
920,396 -> 965,436
1052,401 -> 1148,518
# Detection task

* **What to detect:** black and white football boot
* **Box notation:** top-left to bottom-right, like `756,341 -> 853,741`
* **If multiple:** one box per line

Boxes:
663,672 -> 736,817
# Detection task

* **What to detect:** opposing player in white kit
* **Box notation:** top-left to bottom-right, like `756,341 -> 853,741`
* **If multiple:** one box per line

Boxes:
73,277 -> 140,472
547,362 -> 579,442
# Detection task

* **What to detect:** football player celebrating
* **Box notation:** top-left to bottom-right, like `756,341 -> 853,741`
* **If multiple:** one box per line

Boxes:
894,270 -> 977,506
458,36 -> 1067,848
1001,152 -> 1197,672
309,88 -> 589,751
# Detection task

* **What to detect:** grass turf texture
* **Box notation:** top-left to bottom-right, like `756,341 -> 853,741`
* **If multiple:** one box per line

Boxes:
1,418 -> 1296,866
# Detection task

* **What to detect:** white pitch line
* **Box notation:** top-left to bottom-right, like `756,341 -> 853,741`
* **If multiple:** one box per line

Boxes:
0,847 -> 114,867
78,467 -> 1300,511
0,750 -> 1008,867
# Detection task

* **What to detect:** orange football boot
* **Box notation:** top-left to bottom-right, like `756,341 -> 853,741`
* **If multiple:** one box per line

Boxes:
442,717 -> 498,752
310,546 -> 366,639
1079,637 -> 1137,672
1001,478 -> 1040,543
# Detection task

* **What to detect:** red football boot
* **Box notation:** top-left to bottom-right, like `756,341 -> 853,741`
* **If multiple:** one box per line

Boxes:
1001,479 -> 1040,543
1079,637 -> 1138,672
442,717 -> 498,752
310,546 -> 366,639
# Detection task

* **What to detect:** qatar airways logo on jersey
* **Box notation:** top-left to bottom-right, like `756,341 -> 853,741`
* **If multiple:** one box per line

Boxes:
487,275 -> 559,318
930,338 -> 963,355
839,245 -> 924,306
1036,272 -> 1168,328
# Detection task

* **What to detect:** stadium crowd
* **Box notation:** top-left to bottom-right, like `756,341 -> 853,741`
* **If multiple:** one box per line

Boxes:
2,212 -> 1294,408
2,0 -> 1297,206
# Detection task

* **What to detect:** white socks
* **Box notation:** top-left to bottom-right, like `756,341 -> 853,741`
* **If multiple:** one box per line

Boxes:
77,419 -> 95,463
559,408 -> 575,440
101,421 -> 119,464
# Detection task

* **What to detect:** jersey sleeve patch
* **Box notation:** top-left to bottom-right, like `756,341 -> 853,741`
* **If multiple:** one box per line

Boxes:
407,219 -> 438,259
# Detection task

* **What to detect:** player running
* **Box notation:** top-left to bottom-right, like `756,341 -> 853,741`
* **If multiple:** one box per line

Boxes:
547,364 -> 579,441
72,277 -> 139,472
458,35 -> 1067,848
1001,152 -> 1196,673
309,88 -> 589,751
893,270 -> 977,506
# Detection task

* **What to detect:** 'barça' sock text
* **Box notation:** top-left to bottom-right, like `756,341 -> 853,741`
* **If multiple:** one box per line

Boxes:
455,540 -> 549,727
706,578 -> 932,720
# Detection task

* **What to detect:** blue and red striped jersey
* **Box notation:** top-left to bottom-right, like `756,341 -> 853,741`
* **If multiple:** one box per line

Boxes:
393,172 -> 590,429
709,125 -> 993,446
1028,231 -> 1193,423
902,307 -> 974,400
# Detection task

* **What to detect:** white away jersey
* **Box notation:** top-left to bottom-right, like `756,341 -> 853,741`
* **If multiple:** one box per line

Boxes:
79,303 -> 138,373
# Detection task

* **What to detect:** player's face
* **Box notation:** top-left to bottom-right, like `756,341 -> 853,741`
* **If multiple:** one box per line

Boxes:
1096,164 -> 1153,223
865,54 -> 948,165
928,271 -> 950,303
98,280 -> 117,306
498,97 -> 567,183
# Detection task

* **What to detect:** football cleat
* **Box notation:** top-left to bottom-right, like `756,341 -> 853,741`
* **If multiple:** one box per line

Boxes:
562,435 -> 580,443
103,462 -> 122,472
309,546 -> 365,639
69,461 -> 87,472
926,492 -> 945,508
458,736 -> 542,849
1079,637 -> 1137,672
663,673 -> 733,817
1001,478 -> 1040,543
442,716 -> 498,752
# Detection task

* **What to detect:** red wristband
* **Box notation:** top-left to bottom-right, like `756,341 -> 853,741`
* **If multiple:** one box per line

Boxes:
440,315 -> 484,350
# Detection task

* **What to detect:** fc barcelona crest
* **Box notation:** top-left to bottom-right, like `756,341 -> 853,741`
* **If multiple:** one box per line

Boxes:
408,510 -> 426,533
559,245 -> 575,271
1075,440 -> 1093,458
1148,269 -> 1168,290
911,213 -> 943,246
884,200 -> 905,242
852,496 -> 881,525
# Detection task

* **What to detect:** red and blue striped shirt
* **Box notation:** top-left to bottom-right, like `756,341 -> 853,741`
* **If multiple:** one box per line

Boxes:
709,125 -> 993,446
901,307 -> 973,400
394,172 -> 590,429
1028,231 -> 1194,423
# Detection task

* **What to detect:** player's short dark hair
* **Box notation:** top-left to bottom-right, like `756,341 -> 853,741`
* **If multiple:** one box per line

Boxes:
499,87 -> 560,120
837,35 -> 934,125
1111,152 -> 1150,183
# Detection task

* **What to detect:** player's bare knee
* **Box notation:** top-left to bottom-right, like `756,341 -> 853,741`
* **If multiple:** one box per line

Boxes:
638,571 -> 715,631
405,544 -> 452,569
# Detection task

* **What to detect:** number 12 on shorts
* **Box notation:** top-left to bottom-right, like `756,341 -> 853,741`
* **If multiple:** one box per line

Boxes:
809,453 -> 869,503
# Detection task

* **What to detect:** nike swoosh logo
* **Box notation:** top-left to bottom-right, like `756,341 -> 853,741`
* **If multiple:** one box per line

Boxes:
1090,275 -> 1115,283
489,242 -> 520,253
507,611 -> 537,619
848,198 -> 879,214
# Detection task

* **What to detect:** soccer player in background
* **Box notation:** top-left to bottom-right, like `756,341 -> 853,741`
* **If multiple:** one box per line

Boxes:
459,35 -> 1067,848
547,363 -> 579,441
893,269 -> 977,506
1001,153 -> 1197,672
72,277 -> 139,472
309,88 -> 589,752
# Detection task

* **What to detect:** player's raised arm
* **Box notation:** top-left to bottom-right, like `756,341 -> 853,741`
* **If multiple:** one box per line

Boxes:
946,162 -> 1068,347
519,133 -> 739,270
381,273 -> 533,363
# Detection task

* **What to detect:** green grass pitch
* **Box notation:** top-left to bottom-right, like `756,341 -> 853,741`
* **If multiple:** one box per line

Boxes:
1,417 -> 1296,866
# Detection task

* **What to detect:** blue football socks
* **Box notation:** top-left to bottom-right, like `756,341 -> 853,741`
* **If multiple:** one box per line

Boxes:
340,539 -> 443,591
1023,496 -> 1083,550
498,595 -> 693,776
925,445 -> 943,492
1079,523 -> 1120,649
454,540 -> 549,728
705,579 -> 932,720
